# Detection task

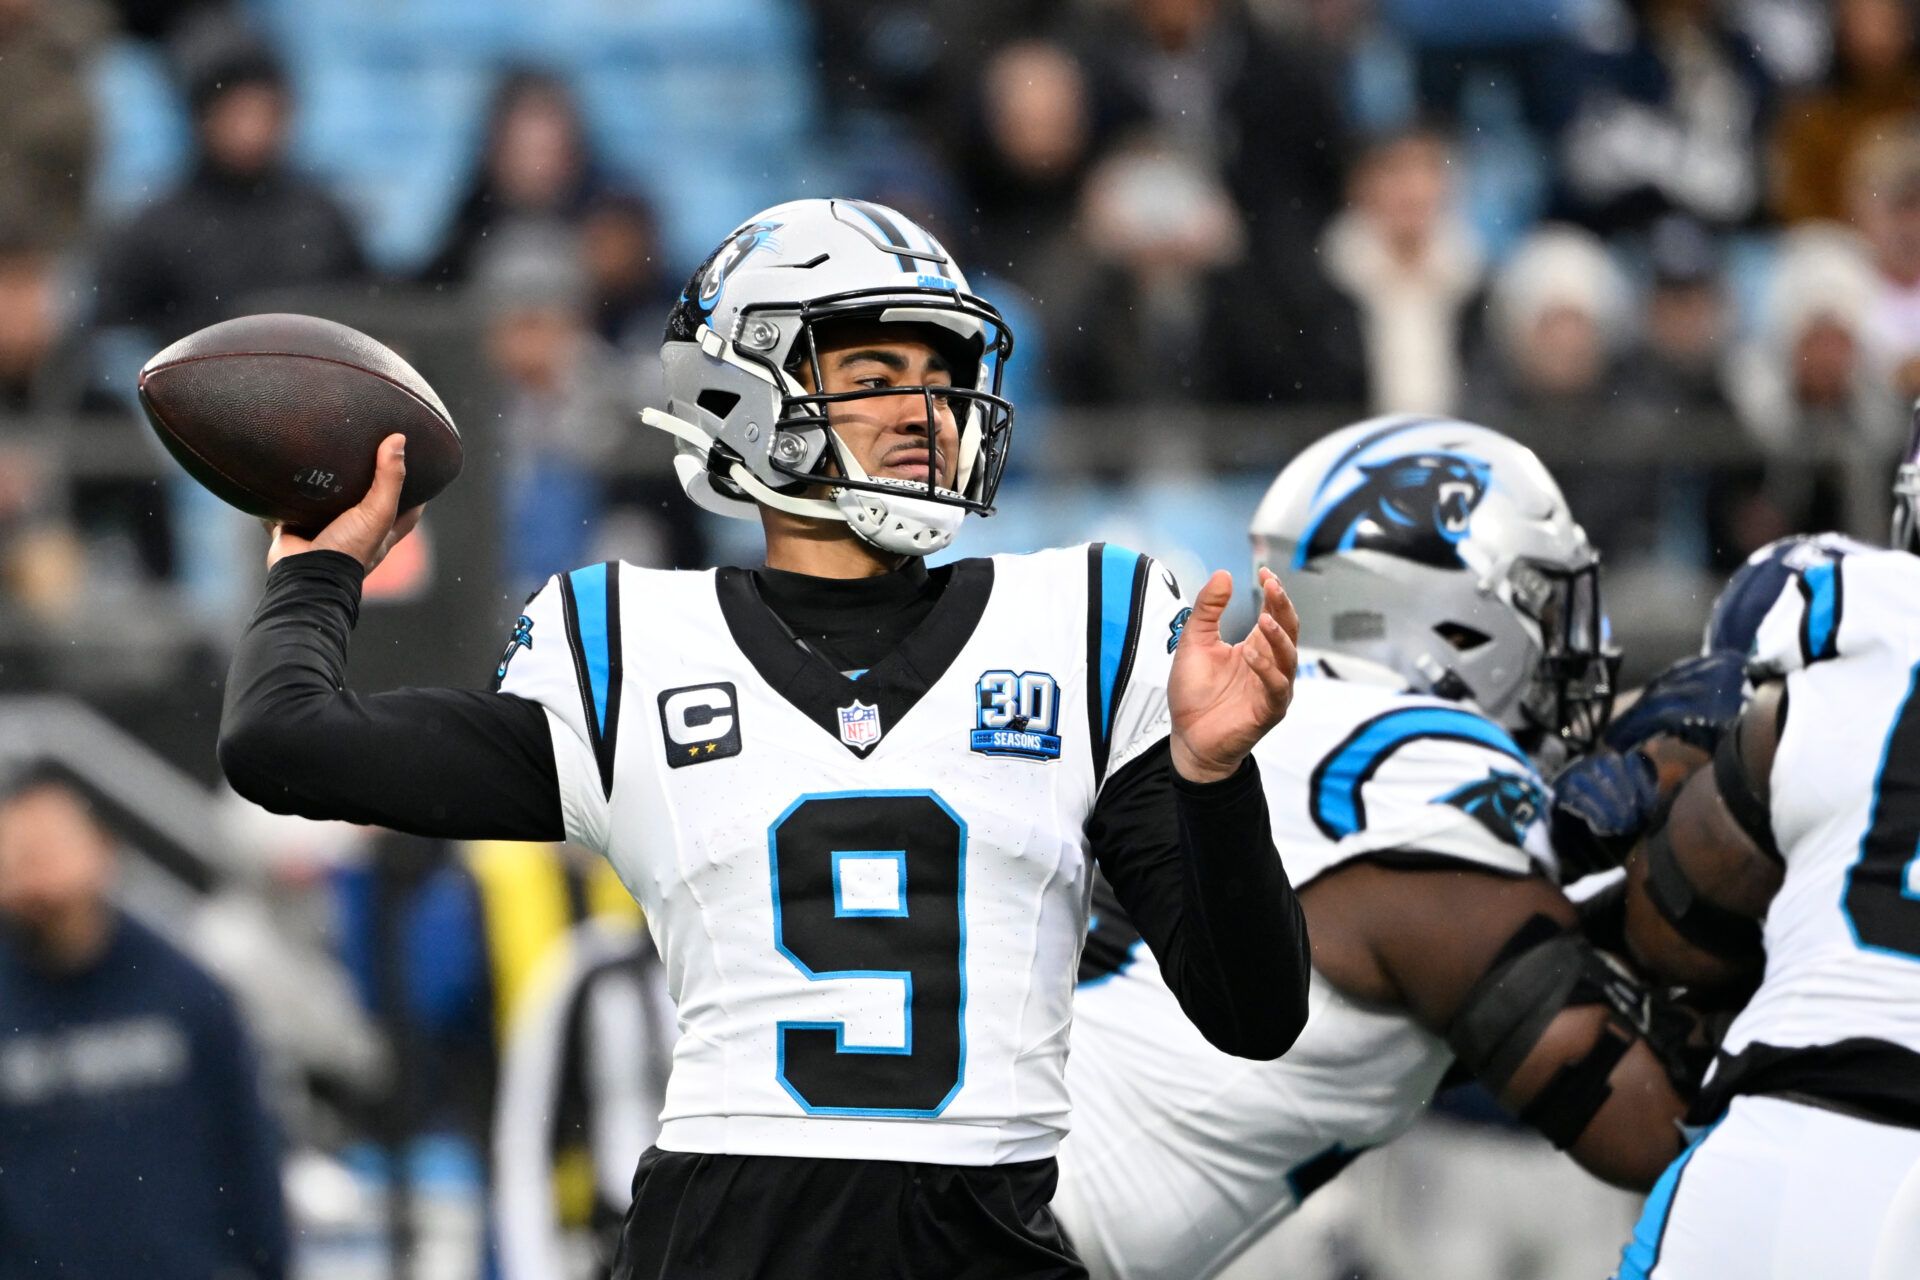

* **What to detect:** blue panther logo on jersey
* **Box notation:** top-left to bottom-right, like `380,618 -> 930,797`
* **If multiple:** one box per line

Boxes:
1435,770 -> 1548,848
494,615 -> 534,687
1167,607 -> 1192,654
1296,453 -> 1491,570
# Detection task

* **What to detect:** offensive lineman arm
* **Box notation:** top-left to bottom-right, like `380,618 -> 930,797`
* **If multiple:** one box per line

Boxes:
1305,861 -> 1692,1189
1619,686 -> 1786,990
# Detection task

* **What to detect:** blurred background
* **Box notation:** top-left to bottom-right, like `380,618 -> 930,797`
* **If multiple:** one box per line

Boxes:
0,0 -> 1912,1276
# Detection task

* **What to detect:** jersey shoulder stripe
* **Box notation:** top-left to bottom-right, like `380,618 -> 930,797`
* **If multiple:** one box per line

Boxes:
1796,559 -> 1843,666
558,562 -> 623,796
1084,542 -> 1154,785
1308,705 -> 1531,840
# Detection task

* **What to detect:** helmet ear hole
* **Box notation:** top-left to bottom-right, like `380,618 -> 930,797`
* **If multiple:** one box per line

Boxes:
1434,622 -> 1491,651
697,389 -> 741,418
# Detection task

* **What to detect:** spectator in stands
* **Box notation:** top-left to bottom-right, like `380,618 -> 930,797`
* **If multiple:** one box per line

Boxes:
100,0 -> 229,47
1047,132 -> 1366,411
420,68 -> 600,288
1468,224 -> 1631,428
1617,214 -> 1738,419
1726,223 -> 1904,554
477,230 -> 675,588
1379,0 -> 1582,136
1615,214 -> 1750,567
0,765 -> 287,1280
0,239 -> 172,584
956,39 -> 1106,296
0,0 -> 103,256
0,244 -> 100,421
91,26 -> 365,343
1045,136 -> 1246,406
1774,0 -> 1920,224
1553,0 -> 1775,235
806,0 -> 1075,133
579,190 -> 671,354
1464,225 -> 1645,556
1073,0 -> 1350,251
1847,128 -> 1920,401
1322,126 -> 1487,415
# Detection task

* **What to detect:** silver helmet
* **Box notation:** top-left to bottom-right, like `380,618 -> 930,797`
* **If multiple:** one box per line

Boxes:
640,198 -> 1015,556
1250,415 -> 1619,754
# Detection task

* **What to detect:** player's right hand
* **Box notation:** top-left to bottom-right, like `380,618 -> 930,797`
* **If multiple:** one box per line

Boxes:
267,433 -> 422,573
1603,650 -> 1746,754
1549,748 -> 1662,880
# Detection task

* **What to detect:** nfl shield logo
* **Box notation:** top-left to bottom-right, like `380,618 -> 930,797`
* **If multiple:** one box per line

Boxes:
837,700 -> 883,749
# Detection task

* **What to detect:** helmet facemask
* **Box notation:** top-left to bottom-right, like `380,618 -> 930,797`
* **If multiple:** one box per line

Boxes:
1894,463 -> 1920,556
1896,401 -> 1920,555
1506,557 -> 1620,756
767,297 -> 1016,520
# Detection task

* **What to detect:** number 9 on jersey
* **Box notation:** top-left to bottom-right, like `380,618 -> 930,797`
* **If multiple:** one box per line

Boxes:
768,791 -> 968,1116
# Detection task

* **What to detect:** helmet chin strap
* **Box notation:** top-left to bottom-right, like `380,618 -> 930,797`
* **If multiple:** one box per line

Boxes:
829,437 -> 965,556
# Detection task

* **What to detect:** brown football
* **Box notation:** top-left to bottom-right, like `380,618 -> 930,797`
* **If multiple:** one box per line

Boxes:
138,313 -> 463,530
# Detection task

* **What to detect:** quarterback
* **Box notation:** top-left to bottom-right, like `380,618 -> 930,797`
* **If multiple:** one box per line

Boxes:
217,199 -> 1311,1278
1054,418 -> 1710,1279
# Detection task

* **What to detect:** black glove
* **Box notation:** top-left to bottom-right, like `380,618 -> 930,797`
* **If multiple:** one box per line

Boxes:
1604,650 -> 1747,754
1550,749 -> 1662,881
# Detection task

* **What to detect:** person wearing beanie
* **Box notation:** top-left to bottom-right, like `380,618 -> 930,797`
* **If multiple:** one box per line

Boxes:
92,24 -> 365,344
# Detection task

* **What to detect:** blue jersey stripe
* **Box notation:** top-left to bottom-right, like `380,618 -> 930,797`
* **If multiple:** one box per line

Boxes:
568,563 -> 612,736
1311,707 -> 1531,838
1616,1123 -> 1718,1280
1098,544 -> 1142,739
1802,560 -> 1840,661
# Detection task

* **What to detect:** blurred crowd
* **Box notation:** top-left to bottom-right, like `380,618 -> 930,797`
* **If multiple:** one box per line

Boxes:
3,0 -> 1920,620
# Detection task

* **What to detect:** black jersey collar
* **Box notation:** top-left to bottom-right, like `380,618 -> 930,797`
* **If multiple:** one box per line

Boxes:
714,558 -> 995,758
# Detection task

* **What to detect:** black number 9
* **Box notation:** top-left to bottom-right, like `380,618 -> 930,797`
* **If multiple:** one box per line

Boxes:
768,791 -> 967,1115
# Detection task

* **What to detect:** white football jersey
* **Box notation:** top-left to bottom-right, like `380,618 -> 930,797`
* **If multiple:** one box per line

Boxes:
1718,547 -> 1920,1065
496,544 -> 1187,1165
1056,656 -> 1554,1280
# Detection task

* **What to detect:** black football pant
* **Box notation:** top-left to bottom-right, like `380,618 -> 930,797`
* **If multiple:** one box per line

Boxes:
610,1146 -> 1087,1279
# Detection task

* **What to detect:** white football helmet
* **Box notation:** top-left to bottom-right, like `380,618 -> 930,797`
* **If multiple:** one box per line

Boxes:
1251,415 -> 1619,754
641,198 -> 1015,556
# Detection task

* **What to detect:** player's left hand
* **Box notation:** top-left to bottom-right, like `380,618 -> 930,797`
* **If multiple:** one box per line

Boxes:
1168,567 -> 1299,783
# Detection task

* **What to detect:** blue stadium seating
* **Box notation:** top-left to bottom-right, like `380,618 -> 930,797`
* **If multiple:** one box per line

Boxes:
89,41 -> 192,219
84,0 -> 825,270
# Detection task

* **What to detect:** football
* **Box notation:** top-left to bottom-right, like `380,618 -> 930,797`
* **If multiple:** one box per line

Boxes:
137,313 -> 463,530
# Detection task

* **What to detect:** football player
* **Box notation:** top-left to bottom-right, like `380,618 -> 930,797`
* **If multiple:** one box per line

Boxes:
217,198 -> 1312,1278
1052,417 -> 1714,1280
1603,442 -> 1920,1278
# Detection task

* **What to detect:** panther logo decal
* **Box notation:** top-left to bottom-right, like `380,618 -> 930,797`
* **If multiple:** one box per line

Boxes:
493,614 -> 534,689
1436,770 -> 1547,848
697,221 -> 781,309
1296,452 -> 1491,570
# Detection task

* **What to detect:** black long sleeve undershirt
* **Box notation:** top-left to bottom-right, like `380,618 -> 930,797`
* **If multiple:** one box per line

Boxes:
219,552 -> 564,839
1090,743 -> 1310,1060
220,551 -> 1309,1059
